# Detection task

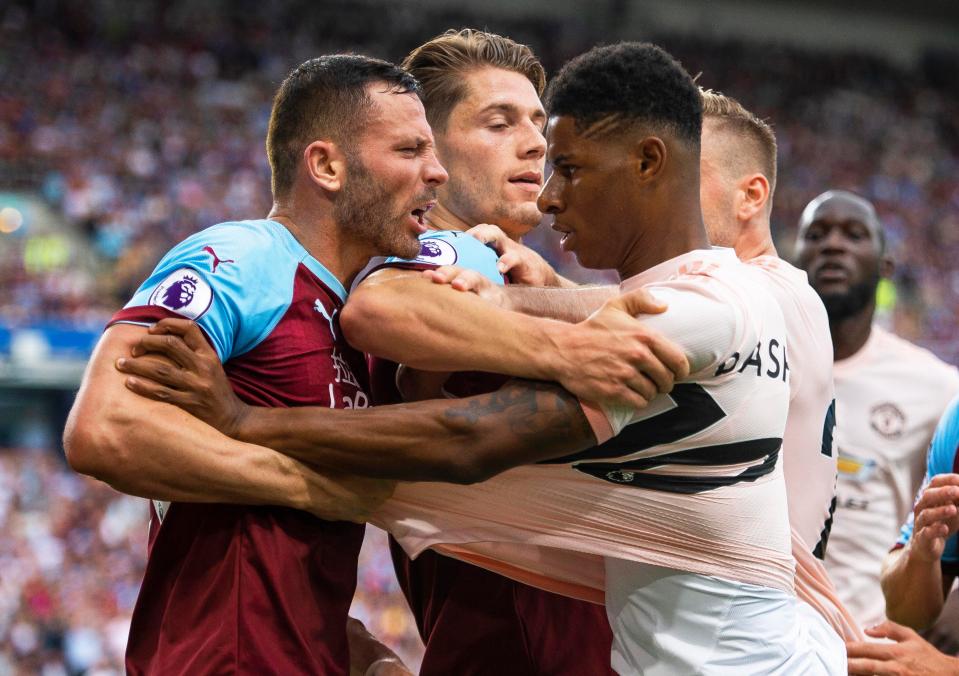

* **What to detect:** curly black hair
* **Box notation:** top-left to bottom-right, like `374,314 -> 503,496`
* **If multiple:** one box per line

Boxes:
544,42 -> 701,143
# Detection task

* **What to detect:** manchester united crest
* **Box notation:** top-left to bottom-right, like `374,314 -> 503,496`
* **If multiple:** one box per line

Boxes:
869,402 -> 906,439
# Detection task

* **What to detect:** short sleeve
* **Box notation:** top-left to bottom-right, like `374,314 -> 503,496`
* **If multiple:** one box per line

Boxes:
108,221 -> 297,362
372,230 -> 504,285
594,281 -> 748,436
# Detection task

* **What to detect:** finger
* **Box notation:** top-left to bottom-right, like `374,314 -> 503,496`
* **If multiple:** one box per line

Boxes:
844,639 -> 895,660
425,266 -> 461,285
643,332 -> 691,381
614,288 -> 668,316
916,485 -> 959,510
449,271 -> 486,293
151,318 -> 211,353
467,224 -> 507,249
865,620 -> 916,642
846,657 -> 895,675
625,373 -> 659,404
134,333 -> 201,371
116,355 -> 190,389
627,347 -> 675,394
915,504 -> 958,531
497,251 -> 521,275
928,473 -> 959,488
123,376 -> 189,405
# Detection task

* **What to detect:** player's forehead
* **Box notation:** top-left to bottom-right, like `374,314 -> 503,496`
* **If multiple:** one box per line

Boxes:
362,88 -> 433,144
455,67 -> 545,119
804,197 -> 877,233
545,115 -> 618,163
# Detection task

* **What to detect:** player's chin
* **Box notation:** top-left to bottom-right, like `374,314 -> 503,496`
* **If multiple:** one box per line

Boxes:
389,231 -> 422,260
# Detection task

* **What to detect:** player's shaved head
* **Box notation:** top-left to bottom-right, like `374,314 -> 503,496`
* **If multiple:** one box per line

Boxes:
544,42 -> 702,146
799,190 -> 885,253
402,28 -> 545,132
267,54 -> 420,199
700,90 -> 777,202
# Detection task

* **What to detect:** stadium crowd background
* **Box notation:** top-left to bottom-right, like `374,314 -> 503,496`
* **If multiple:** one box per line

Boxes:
0,0 -> 957,672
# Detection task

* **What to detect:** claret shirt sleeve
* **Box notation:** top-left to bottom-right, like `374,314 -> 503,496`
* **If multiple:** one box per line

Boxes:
108,221 -> 296,363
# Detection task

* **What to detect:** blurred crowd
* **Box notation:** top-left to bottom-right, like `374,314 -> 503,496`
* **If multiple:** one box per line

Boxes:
0,447 -> 424,674
1,3 -> 957,362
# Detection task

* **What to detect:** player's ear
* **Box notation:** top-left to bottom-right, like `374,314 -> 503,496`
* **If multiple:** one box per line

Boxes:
631,136 -> 666,182
304,140 -> 347,192
736,173 -> 770,221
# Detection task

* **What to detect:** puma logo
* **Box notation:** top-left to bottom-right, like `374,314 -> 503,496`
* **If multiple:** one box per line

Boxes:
203,246 -> 235,273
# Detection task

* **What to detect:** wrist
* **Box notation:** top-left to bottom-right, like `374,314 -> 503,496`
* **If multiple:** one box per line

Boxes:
537,321 -> 573,384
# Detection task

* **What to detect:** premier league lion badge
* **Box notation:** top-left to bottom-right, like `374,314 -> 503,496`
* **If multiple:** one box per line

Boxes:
149,267 -> 214,319
414,237 -> 458,266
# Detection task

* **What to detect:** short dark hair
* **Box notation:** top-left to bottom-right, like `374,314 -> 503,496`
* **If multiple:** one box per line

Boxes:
402,28 -> 545,132
544,42 -> 701,143
267,54 -> 419,198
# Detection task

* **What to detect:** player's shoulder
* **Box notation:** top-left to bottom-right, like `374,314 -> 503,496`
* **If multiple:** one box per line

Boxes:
163,219 -> 303,269
379,229 -> 503,284
874,326 -> 959,386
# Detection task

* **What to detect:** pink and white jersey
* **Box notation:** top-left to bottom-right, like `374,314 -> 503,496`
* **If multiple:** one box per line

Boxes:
744,257 -> 861,640
375,248 -> 794,597
824,325 -> 959,628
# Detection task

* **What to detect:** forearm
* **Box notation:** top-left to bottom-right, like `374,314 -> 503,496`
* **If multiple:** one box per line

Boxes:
341,272 -> 567,379
881,547 -> 946,629
505,285 -> 617,321
236,380 -> 597,484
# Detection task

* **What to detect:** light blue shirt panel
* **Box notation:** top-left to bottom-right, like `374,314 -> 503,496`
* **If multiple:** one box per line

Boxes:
384,230 -> 505,285
125,219 -> 344,362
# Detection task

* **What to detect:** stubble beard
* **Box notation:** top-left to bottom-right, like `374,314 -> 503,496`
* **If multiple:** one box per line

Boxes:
334,159 -> 422,260
819,271 -> 880,322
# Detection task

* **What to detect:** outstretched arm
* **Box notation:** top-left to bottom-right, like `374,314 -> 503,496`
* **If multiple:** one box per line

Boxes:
117,319 -> 600,485
342,268 -> 687,409
65,324 -> 393,522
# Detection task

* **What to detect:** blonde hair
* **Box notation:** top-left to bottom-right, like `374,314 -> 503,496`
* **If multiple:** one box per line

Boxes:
700,88 -> 778,195
402,28 -> 546,131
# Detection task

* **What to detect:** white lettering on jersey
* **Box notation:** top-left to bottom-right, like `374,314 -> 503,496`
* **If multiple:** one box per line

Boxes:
148,267 -> 214,319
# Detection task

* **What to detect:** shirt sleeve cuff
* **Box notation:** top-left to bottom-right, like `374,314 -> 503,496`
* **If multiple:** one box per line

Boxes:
579,400 -> 614,444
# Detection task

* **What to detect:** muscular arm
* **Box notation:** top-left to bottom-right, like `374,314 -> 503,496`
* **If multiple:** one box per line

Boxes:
341,268 -> 574,377
503,284 -> 617,322
64,324 -> 388,520
233,379 -> 597,484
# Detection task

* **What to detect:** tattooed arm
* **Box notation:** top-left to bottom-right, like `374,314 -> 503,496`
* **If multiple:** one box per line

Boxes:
231,380 -> 596,484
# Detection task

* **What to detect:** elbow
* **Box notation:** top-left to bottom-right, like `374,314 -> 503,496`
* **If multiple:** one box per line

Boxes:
63,408 -> 132,482
340,291 -> 396,353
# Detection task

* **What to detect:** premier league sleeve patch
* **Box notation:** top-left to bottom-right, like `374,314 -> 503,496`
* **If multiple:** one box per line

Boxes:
148,267 -> 214,319
414,237 -> 458,266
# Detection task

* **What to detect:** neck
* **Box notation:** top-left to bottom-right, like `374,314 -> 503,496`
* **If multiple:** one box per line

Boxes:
423,201 -> 472,233
268,201 -> 369,289
830,303 -> 874,361
618,186 -> 710,280
733,216 -> 777,260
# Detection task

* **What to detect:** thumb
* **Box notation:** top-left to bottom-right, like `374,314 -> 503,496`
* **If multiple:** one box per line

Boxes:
613,288 -> 668,317
864,621 -> 914,642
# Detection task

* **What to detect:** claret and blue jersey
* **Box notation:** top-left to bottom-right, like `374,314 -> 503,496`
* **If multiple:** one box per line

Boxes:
109,218 -> 369,675
896,395 -> 959,576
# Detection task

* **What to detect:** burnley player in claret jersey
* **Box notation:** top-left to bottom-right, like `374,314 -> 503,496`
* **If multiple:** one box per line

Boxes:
64,55 -> 448,675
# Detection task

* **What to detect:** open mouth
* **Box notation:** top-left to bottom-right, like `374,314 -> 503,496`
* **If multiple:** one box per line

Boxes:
410,202 -> 435,226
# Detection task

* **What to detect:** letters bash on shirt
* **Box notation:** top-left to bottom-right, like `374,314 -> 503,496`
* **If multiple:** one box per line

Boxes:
374,248 -> 795,601
108,219 -> 370,676
825,325 -> 959,628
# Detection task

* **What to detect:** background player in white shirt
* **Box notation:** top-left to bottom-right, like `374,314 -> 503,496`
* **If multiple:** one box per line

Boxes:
795,190 -> 959,630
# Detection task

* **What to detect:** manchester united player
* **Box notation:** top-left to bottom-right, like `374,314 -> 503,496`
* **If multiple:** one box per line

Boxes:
795,190 -> 959,629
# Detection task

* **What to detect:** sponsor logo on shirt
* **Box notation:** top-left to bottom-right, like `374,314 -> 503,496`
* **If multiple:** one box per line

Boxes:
202,246 -> 235,273
837,450 -> 877,482
414,238 -> 458,266
149,267 -> 214,319
870,403 -> 906,439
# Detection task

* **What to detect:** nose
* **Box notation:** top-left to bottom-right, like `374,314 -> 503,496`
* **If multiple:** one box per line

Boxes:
424,153 -> 449,187
520,121 -> 547,161
818,226 -> 850,254
537,173 -> 563,214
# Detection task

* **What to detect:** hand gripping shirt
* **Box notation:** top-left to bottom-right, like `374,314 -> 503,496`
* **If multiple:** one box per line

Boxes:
367,229 -> 615,676
109,219 -> 370,676
375,248 -> 795,599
